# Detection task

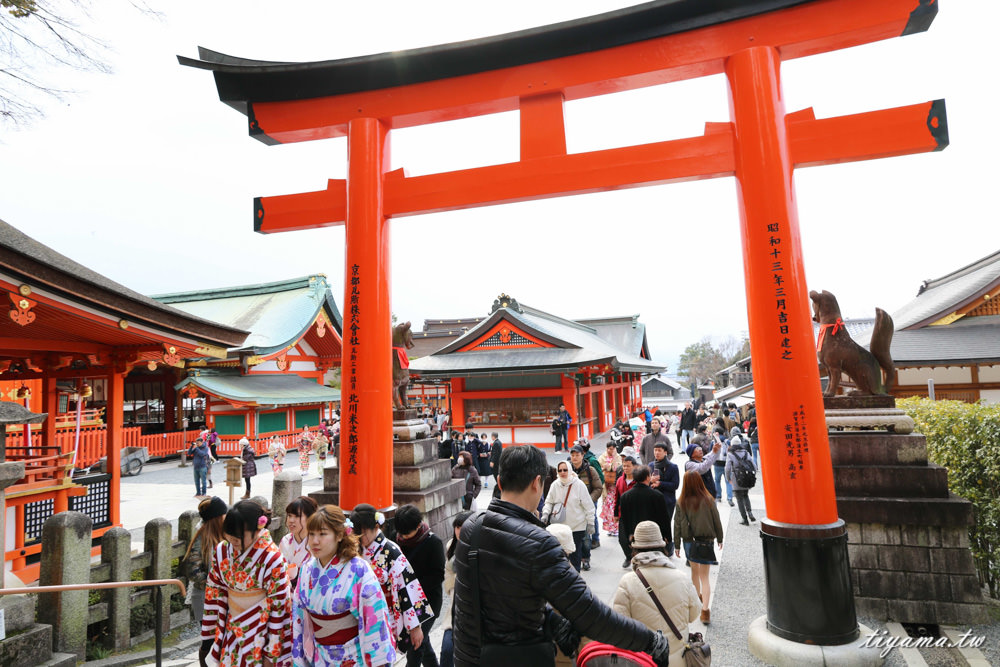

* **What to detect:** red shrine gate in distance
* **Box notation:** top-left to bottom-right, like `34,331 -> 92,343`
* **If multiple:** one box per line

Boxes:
181,0 -> 946,646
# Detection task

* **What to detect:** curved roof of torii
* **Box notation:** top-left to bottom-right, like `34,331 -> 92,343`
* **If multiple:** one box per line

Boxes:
153,275 -> 343,357
178,1 -> 814,112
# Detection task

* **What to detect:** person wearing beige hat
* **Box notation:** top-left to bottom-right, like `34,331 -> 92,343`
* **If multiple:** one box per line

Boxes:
612,521 -> 700,667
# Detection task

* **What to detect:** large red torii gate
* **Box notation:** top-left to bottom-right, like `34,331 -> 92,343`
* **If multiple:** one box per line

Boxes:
181,0 -> 945,647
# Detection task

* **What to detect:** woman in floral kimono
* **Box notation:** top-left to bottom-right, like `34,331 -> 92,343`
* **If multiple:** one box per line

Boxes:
349,504 -> 433,654
279,496 -> 318,590
291,505 -> 395,666
598,442 -> 623,536
298,428 -> 313,477
268,437 -> 285,475
201,500 -> 291,667
312,430 -> 329,477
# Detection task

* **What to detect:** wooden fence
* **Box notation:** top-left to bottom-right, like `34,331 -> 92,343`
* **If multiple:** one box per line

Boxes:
37,474 -> 300,657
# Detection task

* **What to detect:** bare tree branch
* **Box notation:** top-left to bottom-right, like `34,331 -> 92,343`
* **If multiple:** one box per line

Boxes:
0,0 -> 160,127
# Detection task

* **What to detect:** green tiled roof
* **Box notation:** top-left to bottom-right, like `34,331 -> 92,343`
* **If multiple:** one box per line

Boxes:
176,372 -> 340,407
153,275 -> 342,356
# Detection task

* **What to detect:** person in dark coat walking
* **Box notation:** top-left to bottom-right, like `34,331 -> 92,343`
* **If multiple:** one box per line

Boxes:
475,432 -> 492,487
396,504 -> 446,667
452,444 -> 672,666
649,442 -> 680,552
239,437 -> 257,499
488,433 -> 503,489
188,438 -> 211,498
452,451 -> 482,510
617,465 -> 672,569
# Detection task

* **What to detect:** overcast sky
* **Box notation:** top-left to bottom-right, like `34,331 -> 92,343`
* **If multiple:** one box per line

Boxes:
1,1 -> 996,373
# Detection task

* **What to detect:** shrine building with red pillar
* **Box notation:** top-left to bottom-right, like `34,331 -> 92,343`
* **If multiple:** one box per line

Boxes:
408,295 -> 664,446
154,275 -> 343,455
0,219 -> 246,583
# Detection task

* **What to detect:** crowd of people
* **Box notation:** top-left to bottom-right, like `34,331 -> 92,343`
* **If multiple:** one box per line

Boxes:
186,419 -> 342,500
179,400 -> 754,666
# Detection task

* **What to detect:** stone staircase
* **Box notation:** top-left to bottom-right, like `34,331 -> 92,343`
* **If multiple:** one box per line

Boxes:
830,429 -> 989,624
312,410 -> 464,538
0,594 -> 76,667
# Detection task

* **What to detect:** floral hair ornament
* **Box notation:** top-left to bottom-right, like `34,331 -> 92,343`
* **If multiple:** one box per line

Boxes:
257,515 -> 268,529
375,512 -> 385,526
343,517 -> 354,535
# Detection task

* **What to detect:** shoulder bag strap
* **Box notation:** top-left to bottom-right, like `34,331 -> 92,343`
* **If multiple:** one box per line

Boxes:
467,512 -> 486,645
561,483 -> 572,511
635,567 -> 683,641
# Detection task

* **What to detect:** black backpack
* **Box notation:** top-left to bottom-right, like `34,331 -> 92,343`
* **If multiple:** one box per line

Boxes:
732,447 -> 757,488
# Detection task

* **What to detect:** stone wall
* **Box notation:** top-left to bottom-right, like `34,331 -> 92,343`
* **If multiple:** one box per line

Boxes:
831,430 -> 988,624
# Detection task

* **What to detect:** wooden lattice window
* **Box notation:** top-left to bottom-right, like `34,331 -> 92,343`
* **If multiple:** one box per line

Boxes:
475,329 -> 538,348
965,298 -> 1000,318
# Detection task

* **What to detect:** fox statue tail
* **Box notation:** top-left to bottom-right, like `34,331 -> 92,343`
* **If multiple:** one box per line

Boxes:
871,308 -> 895,392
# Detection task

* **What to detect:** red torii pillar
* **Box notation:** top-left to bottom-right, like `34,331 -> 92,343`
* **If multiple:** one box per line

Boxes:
180,0 -> 946,647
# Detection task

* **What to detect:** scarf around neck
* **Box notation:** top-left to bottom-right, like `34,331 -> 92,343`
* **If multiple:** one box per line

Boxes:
397,522 -> 430,549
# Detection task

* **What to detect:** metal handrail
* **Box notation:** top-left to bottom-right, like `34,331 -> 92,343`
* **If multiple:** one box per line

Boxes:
0,578 -> 187,667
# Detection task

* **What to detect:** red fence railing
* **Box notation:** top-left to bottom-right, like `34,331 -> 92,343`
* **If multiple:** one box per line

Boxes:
3,426 -> 315,469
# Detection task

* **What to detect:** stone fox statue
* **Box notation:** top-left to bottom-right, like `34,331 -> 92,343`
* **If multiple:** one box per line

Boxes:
810,290 -> 894,396
392,321 -> 414,409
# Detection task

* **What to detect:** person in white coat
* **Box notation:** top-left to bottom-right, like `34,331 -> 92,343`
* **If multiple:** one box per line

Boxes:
613,521 -> 701,666
541,461 -> 596,571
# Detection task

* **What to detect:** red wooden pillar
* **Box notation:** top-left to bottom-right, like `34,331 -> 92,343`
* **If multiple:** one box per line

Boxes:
561,375 -> 577,442
583,373 -> 593,438
41,375 -> 57,451
449,379 -> 465,431
727,45 -> 855,645
340,117 -> 393,512
105,369 -> 125,527
597,387 -> 606,431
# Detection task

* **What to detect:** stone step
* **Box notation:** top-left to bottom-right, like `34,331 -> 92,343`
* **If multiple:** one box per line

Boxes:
395,478 -> 465,515
393,437 -> 438,466
833,463 -> 950,498
38,652 -> 77,667
836,494 -> 975,526
426,497 -> 465,540
394,459 -> 454,492
0,623 -> 54,667
322,452 -> 451,492
828,432 -> 928,466
0,594 -> 35,634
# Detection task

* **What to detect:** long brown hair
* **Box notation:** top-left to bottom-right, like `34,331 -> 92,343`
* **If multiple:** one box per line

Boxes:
678,470 -> 713,512
185,498 -> 226,566
307,504 -> 359,562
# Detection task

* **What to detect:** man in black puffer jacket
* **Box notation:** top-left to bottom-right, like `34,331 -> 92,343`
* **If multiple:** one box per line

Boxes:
453,444 -> 671,666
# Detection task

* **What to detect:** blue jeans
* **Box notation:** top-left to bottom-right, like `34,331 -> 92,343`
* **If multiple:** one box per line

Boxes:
554,432 -> 567,451
193,466 -> 207,496
681,429 -> 693,448
751,442 -> 760,468
440,629 -> 453,667
713,464 -> 732,501
592,508 -> 600,546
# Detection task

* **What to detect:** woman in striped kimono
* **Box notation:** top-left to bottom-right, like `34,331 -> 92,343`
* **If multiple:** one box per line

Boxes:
201,501 -> 292,667
291,505 -> 395,666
